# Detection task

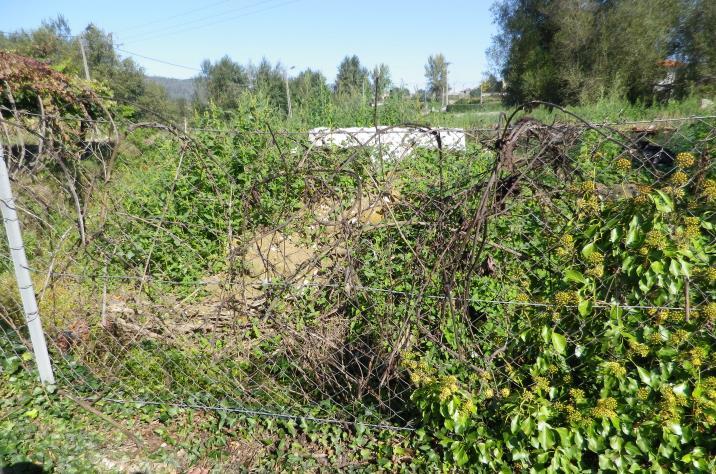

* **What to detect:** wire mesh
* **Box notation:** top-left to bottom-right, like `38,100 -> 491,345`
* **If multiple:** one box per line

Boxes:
1,96 -> 714,433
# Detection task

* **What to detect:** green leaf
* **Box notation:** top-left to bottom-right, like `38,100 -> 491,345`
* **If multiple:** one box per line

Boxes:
541,325 -> 551,344
452,443 -> 469,467
669,259 -> 680,277
511,415 -> 520,434
581,242 -> 596,259
677,258 -> 691,277
521,417 -> 535,436
622,255 -> 635,273
555,427 -> 571,448
609,227 -> 620,243
551,332 -> 567,355
537,423 -> 555,450
512,450 -> 529,461
564,269 -> 588,284
653,190 -> 674,213
625,216 -> 640,247
636,366 -> 652,386
668,423 -> 682,436
650,260 -> 664,274
578,299 -> 593,316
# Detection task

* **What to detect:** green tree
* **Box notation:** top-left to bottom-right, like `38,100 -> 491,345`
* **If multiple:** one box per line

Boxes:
488,0 -> 694,105
334,55 -> 368,96
198,55 -> 249,109
370,63 -> 392,99
488,0 -> 561,104
289,68 -> 331,123
251,58 -> 287,112
0,17 -> 176,119
676,0 -> 716,95
480,73 -> 503,93
424,53 -> 448,102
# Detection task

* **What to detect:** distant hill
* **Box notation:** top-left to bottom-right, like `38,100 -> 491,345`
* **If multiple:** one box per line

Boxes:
147,76 -> 197,101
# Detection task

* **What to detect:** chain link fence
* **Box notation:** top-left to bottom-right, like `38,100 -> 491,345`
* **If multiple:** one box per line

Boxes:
1,92 -> 715,435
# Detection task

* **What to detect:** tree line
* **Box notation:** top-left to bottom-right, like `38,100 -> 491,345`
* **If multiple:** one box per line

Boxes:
0,16 -> 461,124
489,0 -> 716,105
0,16 -> 188,120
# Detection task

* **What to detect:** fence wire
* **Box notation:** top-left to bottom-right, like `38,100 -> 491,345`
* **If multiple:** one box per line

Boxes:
0,95 -> 714,435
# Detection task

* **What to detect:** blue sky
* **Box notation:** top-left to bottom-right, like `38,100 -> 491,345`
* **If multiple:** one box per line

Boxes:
1,0 -> 498,90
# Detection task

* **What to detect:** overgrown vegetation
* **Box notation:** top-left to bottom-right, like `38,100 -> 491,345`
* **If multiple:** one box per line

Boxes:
1,9 -> 715,472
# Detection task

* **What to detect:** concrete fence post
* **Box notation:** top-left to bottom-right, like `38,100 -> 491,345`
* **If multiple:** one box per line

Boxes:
0,145 -> 55,385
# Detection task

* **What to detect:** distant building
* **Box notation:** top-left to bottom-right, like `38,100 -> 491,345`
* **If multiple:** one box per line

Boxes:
655,59 -> 686,93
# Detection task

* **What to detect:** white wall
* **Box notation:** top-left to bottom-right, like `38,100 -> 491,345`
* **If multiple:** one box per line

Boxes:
308,126 -> 466,161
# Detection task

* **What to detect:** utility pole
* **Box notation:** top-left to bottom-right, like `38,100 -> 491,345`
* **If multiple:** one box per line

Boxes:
0,146 -> 55,385
78,36 -> 91,81
444,66 -> 449,110
284,65 -> 295,119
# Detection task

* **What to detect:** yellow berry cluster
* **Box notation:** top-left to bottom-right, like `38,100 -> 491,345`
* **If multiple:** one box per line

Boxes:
667,310 -> 685,323
515,292 -> 529,303
669,329 -> 690,345
402,353 -> 435,386
615,158 -> 632,172
438,375 -> 459,401
585,250 -> 605,277
585,251 -> 604,265
633,185 -> 651,204
569,388 -> 585,401
675,152 -> 695,168
704,302 -> 716,322
688,347 -> 707,367
576,195 -> 600,215
591,397 -> 618,418
700,267 -> 716,283
532,375 -> 550,393
659,385 -> 688,424
556,234 -> 575,258
644,229 -> 668,251
655,310 -> 671,324
565,405 -> 585,425
636,387 -> 650,400
702,179 -> 716,201
628,340 -> 649,358
647,331 -> 663,345
670,170 -> 689,187
580,181 -> 597,192
462,397 -> 476,414
554,291 -> 575,306
603,361 -> 626,378
682,216 -> 701,240
702,377 -> 716,401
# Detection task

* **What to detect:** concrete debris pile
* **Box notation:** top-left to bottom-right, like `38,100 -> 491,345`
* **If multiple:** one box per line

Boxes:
308,126 -> 466,161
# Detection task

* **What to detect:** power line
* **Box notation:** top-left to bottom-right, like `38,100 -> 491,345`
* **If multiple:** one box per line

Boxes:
120,0 -> 285,43
115,47 -> 202,72
115,0 -> 235,35
121,0 -> 304,45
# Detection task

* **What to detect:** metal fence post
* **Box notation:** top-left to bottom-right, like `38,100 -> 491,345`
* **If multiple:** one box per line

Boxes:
0,145 -> 55,385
